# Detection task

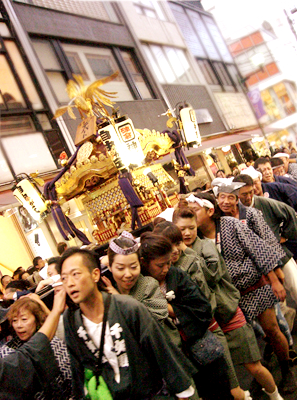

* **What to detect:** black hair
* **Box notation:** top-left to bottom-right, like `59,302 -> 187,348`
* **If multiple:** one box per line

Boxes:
48,257 -> 60,266
57,247 -> 101,275
233,174 -> 253,186
254,157 -> 271,170
1,275 -> 11,285
153,221 -> 183,244
153,216 -> 166,227
215,169 -> 225,177
19,271 -> 29,280
32,256 -> 42,267
57,242 -> 68,255
6,280 -> 29,291
270,158 -> 284,168
172,207 -> 197,224
139,232 -> 172,272
13,267 -> 24,279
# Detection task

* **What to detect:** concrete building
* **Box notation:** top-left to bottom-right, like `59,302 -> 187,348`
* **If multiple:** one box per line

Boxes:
228,27 -> 297,150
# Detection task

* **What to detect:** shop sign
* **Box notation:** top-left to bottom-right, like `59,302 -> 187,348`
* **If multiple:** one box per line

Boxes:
75,116 -> 97,146
247,89 -> 267,119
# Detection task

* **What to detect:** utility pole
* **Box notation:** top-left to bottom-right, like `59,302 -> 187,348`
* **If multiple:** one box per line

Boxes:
284,9 -> 297,42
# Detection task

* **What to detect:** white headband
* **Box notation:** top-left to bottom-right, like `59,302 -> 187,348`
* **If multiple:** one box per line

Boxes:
211,178 -> 246,197
186,193 -> 214,209
273,153 -> 289,159
240,166 -> 262,181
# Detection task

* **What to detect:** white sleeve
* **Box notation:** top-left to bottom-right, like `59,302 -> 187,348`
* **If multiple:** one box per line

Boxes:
176,385 -> 195,398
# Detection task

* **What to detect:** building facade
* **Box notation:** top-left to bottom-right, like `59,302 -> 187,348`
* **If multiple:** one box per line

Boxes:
0,0 -> 259,269
229,27 -> 297,151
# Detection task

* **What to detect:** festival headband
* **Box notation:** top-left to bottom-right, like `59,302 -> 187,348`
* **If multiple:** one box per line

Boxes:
240,166 -> 262,181
211,178 -> 246,197
186,193 -> 214,209
109,231 -> 139,255
273,153 -> 289,159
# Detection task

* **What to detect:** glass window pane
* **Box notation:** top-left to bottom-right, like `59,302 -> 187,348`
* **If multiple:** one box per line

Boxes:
0,55 -> 26,109
151,45 -> 176,83
65,51 -> 89,80
0,22 -> 10,37
187,10 -> 220,60
227,65 -> 240,86
86,54 -> 116,79
121,51 -> 152,99
164,47 -> 190,83
46,72 -> 69,103
62,43 -> 133,101
0,116 -> 36,136
170,4 -> 206,58
203,16 -> 233,63
32,39 -> 61,70
142,45 -> 165,83
36,113 -> 52,130
214,62 -> 232,86
5,40 -> 43,110
0,147 -> 14,184
153,1 -> 166,21
3,133 -> 57,175
197,59 -> 219,85
144,9 -> 157,18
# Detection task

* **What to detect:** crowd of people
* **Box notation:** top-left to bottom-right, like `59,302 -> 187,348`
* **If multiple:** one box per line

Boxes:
1,147 -> 297,399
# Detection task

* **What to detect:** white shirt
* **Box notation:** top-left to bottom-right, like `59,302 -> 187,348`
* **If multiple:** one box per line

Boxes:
82,316 -> 121,383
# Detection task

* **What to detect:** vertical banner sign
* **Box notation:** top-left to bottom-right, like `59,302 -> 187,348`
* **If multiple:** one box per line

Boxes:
247,89 -> 267,119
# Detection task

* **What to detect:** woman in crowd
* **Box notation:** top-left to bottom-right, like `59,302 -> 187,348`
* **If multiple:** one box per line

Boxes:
0,295 -> 72,399
153,220 -> 250,400
100,230 -> 181,346
176,193 -> 292,397
140,231 -> 234,400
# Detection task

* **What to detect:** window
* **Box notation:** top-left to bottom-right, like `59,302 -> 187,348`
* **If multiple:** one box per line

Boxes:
121,51 -> 152,99
202,16 -> 233,63
187,10 -> 220,60
62,44 -> 133,101
0,116 -> 57,182
0,55 -> 26,109
5,41 -> 43,110
213,62 -> 233,86
32,39 -> 153,102
66,52 -> 89,81
227,64 -> 240,86
197,59 -> 219,85
233,43 -> 273,77
142,44 -> 195,85
0,14 -> 68,184
85,54 -> 118,80
0,22 -> 10,37
170,3 -> 206,58
32,39 -> 69,103
133,0 -> 166,20
2,133 -> 57,175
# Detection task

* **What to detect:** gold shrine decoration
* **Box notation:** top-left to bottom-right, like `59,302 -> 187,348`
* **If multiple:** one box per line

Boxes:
75,116 -> 97,146
55,141 -> 118,200
137,129 -> 174,162
53,72 -> 119,121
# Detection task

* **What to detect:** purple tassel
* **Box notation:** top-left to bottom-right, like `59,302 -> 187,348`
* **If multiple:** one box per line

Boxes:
163,130 -> 195,176
118,172 -> 143,230
43,147 -> 91,245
